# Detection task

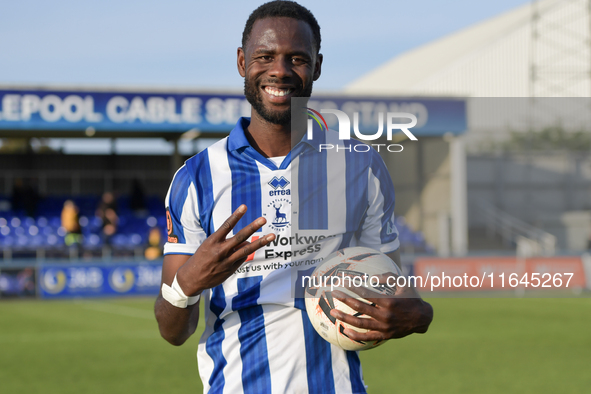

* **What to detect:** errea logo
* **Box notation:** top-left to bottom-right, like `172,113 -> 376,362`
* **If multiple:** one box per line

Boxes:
268,176 -> 289,189
268,176 -> 290,196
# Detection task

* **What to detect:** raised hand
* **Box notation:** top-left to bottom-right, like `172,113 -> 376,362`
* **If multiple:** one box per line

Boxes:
176,204 -> 275,296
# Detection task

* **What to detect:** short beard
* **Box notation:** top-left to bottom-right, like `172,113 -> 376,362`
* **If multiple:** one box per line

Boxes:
244,77 -> 313,126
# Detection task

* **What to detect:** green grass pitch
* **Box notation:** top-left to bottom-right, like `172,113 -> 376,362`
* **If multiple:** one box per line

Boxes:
1,297 -> 589,393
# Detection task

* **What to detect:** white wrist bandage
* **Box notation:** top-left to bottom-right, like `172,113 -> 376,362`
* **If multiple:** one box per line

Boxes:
161,275 -> 201,308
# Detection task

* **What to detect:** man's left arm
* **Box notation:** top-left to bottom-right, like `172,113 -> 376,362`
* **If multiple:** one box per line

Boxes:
387,249 -> 433,337
329,151 -> 433,341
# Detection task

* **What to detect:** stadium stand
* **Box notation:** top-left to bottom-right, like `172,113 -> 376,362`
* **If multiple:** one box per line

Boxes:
395,216 -> 433,255
0,194 -> 167,260
0,193 -> 432,260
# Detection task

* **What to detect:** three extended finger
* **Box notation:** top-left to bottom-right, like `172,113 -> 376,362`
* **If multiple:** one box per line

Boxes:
213,205 -> 248,240
225,233 -> 276,266
226,217 -> 267,249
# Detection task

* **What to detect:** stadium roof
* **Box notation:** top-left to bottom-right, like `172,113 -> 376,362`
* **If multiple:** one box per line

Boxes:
345,0 -> 591,97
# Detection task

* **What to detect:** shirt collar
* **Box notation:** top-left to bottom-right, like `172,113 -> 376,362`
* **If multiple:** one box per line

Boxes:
296,119 -> 325,153
227,117 -> 252,152
227,116 -> 325,155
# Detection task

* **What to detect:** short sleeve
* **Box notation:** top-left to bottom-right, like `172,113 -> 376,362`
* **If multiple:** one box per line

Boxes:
356,152 -> 400,254
163,165 -> 207,255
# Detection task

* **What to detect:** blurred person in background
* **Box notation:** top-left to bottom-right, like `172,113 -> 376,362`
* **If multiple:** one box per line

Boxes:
61,199 -> 82,248
144,226 -> 163,260
0,267 -> 35,297
129,179 -> 148,216
17,267 -> 36,296
96,192 -> 118,245
11,178 -> 40,217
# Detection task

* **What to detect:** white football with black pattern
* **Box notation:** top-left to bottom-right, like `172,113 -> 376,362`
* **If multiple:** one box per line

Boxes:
304,246 -> 402,351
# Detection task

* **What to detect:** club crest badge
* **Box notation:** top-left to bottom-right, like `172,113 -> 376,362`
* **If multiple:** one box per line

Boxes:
264,197 -> 291,232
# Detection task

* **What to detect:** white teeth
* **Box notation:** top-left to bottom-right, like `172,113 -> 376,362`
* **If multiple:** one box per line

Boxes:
265,87 -> 293,97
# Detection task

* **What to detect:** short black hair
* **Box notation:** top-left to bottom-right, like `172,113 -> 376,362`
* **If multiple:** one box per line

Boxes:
242,1 -> 321,53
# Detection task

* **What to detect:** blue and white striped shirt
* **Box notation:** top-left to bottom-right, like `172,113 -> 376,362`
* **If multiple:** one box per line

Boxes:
164,117 -> 399,394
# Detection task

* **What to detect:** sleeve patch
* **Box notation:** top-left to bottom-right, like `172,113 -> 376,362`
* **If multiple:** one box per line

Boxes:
166,208 -> 179,243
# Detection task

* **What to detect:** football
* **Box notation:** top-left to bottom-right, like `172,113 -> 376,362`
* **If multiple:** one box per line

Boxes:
304,246 -> 403,351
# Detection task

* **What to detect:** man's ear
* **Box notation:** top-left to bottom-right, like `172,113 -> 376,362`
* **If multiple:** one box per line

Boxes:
313,53 -> 323,81
237,47 -> 246,77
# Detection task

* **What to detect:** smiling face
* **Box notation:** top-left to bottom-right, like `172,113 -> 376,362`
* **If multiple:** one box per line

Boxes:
238,17 -> 322,126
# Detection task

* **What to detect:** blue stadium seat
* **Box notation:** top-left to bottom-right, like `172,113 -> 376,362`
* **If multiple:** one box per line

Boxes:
1,194 -> 169,257
28,225 -> 40,236
1,235 -> 15,246
37,216 -> 48,227
10,217 -> 21,228
146,216 -> 158,227
16,236 -> 28,248
30,235 -> 45,247
45,234 -> 60,247
83,234 -> 102,248
129,234 -> 143,245
49,216 -> 61,228
0,224 -> 10,237
111,234 -> 129,248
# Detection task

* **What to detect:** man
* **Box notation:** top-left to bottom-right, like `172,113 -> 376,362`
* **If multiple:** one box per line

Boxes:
154,2 -> 433,393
